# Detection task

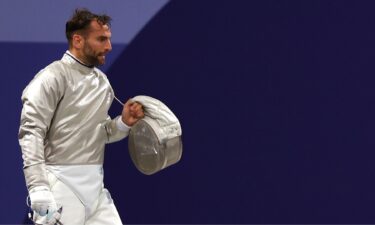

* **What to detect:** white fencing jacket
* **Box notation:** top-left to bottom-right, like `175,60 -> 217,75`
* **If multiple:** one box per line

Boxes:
18,51 -> 129,216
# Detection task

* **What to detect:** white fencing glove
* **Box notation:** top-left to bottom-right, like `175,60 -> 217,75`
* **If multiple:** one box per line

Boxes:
28,186 -> 62,225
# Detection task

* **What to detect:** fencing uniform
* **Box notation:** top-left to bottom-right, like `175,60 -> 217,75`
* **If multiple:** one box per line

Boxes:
19,51 -> 128,224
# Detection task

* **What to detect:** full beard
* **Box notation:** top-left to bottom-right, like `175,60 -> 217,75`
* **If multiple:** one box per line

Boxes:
86,54 -> 105,66
83,46 -> 106,66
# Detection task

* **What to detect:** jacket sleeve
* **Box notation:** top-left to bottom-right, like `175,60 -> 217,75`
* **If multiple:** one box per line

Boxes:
18,68 -> 64,191
104,115 -> 130,143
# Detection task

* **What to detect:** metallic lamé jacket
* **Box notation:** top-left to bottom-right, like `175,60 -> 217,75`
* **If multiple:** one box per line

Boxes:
18,51 -> 128,191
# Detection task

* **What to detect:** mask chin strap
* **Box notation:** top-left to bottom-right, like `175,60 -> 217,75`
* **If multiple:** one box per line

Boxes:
114,95 -> 124,106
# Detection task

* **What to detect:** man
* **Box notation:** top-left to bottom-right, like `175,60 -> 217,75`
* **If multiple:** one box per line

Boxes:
18,9 -> 144,224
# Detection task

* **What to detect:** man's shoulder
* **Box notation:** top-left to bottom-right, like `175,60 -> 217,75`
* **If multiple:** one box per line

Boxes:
44,59 -> 67,72
22,60 -> 67,97
94,68 -> 110,81
36,60 -> 70,78
30,60 -> 68,86
94,67 -> 106,76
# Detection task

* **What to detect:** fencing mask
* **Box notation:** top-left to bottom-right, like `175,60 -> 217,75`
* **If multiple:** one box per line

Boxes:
128,96 -> 182,175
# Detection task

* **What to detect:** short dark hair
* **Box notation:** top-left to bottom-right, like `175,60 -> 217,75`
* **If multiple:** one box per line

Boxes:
65,8 -> 112,45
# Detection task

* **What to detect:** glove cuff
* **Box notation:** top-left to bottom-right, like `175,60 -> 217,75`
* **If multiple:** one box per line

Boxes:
29,186 -> 50,194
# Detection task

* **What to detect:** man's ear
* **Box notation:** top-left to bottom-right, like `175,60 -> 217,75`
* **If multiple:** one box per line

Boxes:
72,34 -> 84,49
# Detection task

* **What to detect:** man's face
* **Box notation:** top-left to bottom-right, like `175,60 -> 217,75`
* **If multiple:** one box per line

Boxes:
81,20 -> 112,66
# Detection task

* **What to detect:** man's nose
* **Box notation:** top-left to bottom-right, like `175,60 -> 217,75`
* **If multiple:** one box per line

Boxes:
105,40 -> 112,52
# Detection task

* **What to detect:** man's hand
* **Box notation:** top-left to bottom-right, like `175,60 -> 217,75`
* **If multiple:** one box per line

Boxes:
122,99 -> 145,126
29,186 -> 62,225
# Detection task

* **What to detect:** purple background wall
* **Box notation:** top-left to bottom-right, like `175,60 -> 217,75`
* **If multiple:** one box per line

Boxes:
2,0 -> 375,224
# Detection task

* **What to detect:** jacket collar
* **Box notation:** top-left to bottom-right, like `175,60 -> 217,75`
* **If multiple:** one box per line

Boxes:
61,50 -> 95,74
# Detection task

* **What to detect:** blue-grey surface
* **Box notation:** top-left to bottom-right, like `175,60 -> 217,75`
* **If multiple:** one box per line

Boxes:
0,0 -> 168,44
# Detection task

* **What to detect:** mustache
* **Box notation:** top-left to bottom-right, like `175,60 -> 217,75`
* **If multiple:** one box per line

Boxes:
97,51 -> 110,56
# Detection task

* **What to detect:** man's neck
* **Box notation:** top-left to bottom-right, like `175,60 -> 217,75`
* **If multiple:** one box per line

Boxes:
67,50 -> 94,68
67,49 -> 93,67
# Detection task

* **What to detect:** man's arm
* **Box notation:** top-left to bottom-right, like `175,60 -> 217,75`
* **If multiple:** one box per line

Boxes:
18,68 -> 64,191
104,115 -> 131,143
104,99 -> 144,143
